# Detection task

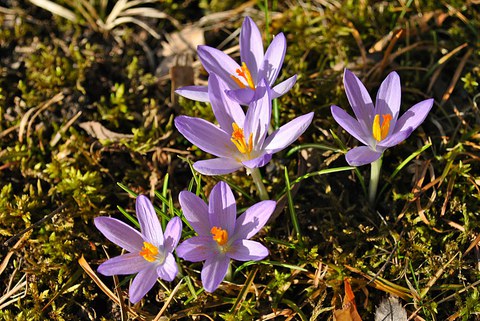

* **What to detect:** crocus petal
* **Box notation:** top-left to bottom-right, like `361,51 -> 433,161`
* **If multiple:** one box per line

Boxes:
94,217 -> 144,253
208,181 -> 236,235
233,200 -> 276,240
129,266 -> 158,304
163,217 -> 182,253
208,74 -> 246,131
392,98 -> 434,134
375,71 -> 401,130
271,74 -> 297,99
179,191 -> 210,236
156,253 -> 178,282
228,239 -> 269,261
264,112 -> 314,154
244,81 -> 271,148
330,105 -> 370,146
201,255 -> 230,293
176,236 -> 216,262
343,69 -> 374,133
136,195 -> 163,247
175,86 -> 209,102
98,253 -> 150,276
240,16 -> 264,83
225,88 -> 256,105
175,116 -> 233,158
345,146 -> 383,166
197,45 -> 240,89
377,128 -> 413,149
242,153 -> 272,169
261,32 -> 286,86
193,158 -> 242,176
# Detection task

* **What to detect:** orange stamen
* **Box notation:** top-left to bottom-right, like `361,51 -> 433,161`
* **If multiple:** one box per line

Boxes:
231,123 -> 253,154
139,242 -> 158,262
211,226 -> 228,246
372,114 -> 393,141
230,62 -> 255,89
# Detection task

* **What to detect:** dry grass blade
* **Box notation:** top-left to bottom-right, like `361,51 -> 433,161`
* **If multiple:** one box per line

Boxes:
230,268 -> 258,314
440,175 -> 455,216
112,274 -> 127,321
77,0 -> 100,21
347,21 -> 367,67
427,42 -> 468,93
0,274 -> 27,310
412,161 -> 433,226
120,7 -> 167,19
464,233 -> 480,256
78,255 -> 121,304
258,309 -> 295,320
0,233 -> 30,276
19,92 -> 64,143
438,43 -> 468,65
78,255 -> 145,320
378,29 -> 404,76
106,16 -> 161,38
104,0 -> 128,26
420,253 -> 459,298
63,0 -> 98,31
152,278 -> 184,321
344,265 -> 412,301
369,10 -> 447,54
28,0 -> 77,22
441,48 -> 473,104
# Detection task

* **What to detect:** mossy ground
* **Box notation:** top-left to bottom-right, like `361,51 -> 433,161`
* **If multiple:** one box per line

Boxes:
1,1 -> 479,320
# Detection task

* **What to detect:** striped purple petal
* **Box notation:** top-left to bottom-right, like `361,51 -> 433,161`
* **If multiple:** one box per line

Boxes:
136,195 -> 163,247
240,16 -> 264,83
129,266 -> 158,303
179,191 -> 210,236
201,255 -> 230,293
94,217 -> 144,253
228,239 -> 269,261
97,253 -> 150,276
208,181 -> 236,236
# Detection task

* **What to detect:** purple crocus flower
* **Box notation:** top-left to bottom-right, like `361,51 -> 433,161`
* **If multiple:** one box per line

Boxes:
176,16 -> 297,105
331,69 -> 434,166
176,181 -> 276,292
175,73 -> 314,175
94,195 -> 182,303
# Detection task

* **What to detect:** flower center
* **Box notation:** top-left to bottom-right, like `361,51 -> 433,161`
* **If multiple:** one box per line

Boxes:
372,114 -> 392,142
139,242 -> 159,262
230,62 -> 255,90
231,123 -> 253,154
211,226 -> 228,246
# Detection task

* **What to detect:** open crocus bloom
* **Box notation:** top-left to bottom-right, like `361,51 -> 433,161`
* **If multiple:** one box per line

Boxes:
94,195 -> 182,303
175,74 -> 314,175
176,16 -> 297,105
331,69 -> 434,166
176,181 -> 276,292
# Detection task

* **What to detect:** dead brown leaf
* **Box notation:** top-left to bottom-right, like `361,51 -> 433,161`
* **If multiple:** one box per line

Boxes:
333,278 -> 362,321
79,121 -> 133,141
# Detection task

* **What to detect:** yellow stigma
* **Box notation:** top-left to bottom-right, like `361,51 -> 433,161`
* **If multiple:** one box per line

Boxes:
139,242 -> 158,262
230,62 -> 255,89
211,226 -> 228,246
231,123 -> 253,154
372,114 -> 393,142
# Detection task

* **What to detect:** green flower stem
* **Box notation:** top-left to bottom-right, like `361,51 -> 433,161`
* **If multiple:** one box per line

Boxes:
225,262 -> 232,281
250,168 -> 269,200
369,156 -> 383,206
